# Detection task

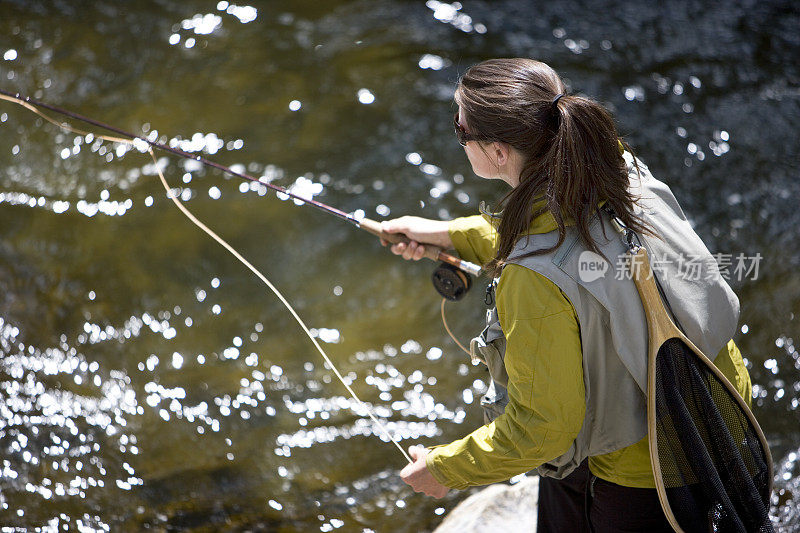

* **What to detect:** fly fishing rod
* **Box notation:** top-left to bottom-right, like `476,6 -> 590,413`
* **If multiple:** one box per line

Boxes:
0,89 -> 480,300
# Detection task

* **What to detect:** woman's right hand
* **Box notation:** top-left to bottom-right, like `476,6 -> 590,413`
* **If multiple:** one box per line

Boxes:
380,216 -> 453,261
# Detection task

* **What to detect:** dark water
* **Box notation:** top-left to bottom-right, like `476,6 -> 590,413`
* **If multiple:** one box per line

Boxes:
0,0 -> 798,530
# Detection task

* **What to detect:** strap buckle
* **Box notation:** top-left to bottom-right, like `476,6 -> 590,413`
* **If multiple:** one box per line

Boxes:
484,279 -> 497,306
601,204 -> 641,253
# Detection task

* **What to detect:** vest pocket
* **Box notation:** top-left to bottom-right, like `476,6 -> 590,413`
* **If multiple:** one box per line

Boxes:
471,308 -> 511,424
480,379 -> 509,424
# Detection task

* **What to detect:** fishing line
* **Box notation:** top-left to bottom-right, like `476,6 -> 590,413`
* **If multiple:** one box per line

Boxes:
0,92 -> 413,464
151,157 -> 413,464
440,299 -> 471,356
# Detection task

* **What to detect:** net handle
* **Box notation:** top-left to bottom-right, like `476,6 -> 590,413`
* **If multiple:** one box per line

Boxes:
629,247 -> 774,532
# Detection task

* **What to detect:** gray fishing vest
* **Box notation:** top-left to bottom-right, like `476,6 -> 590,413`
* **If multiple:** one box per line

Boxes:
469,153 -> 740,479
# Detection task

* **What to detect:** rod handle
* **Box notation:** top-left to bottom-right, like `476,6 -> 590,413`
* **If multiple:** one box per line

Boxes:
358,218 -> 482,277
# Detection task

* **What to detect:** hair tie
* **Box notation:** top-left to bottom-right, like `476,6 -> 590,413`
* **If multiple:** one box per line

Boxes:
551,93 -> 564,108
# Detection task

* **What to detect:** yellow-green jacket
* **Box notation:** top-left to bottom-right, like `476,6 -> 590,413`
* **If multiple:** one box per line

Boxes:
425,206 -> 752,489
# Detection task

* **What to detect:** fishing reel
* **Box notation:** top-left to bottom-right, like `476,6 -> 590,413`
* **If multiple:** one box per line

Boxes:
432,262 -> 472,301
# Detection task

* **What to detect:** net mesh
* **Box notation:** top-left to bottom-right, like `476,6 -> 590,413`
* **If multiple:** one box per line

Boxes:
654,337 -> 773,532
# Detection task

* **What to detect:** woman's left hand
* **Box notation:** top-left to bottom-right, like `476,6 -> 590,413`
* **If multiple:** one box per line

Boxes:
400,446 -> 450,498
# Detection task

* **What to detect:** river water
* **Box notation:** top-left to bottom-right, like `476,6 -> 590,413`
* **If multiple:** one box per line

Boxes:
0,0 -> 798,531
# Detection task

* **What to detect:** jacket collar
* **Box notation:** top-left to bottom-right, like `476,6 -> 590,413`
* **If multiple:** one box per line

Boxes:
480,197 -> 581,236
481,197 -> 608,236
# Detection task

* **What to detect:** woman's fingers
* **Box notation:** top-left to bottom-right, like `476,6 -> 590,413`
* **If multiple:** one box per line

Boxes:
400,446 -> 450,499
390,241 -> 425,261
412,242 -> 426,260
389,242 -> 406,256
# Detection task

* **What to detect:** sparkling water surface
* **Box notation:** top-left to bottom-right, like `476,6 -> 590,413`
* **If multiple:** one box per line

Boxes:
0,1 -> 798,531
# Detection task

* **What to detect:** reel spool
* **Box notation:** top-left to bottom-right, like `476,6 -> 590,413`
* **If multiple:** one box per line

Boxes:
432,262 -> 472,301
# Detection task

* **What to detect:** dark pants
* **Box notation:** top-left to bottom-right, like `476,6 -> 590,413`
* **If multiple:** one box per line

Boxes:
537,460 -> 674,533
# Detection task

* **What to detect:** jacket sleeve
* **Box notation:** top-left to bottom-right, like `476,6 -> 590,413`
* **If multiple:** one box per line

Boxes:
425,264 -> 586,489
448,215 -> 498,266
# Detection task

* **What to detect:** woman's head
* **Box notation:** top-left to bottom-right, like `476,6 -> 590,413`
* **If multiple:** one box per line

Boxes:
454,58 -> 653,274
455,59 -> 565,162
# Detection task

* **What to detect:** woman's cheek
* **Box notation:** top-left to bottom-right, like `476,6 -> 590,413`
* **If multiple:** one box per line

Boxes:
466,149 -> 488,178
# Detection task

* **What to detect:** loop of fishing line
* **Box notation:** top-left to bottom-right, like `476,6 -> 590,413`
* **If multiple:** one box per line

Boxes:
0,94 -> 412,464
441,299 -> 471,356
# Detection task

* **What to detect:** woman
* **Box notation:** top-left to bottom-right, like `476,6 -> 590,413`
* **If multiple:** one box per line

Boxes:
384,59 -> 752,531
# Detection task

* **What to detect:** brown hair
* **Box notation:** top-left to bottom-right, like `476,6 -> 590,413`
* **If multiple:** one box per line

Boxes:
455,58 -> 655,275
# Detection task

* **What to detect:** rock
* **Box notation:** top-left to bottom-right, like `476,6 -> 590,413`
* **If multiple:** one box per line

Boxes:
434,475 -> 539,532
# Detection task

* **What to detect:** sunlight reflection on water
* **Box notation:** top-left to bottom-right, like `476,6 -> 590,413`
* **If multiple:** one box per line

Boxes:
0,0 -> 798,530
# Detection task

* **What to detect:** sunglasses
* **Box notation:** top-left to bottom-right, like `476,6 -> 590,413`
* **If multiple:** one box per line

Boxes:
453,112 -> 480,147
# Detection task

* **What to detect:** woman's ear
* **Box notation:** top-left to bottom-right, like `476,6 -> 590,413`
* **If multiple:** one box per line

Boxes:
493,142 -> 510,167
